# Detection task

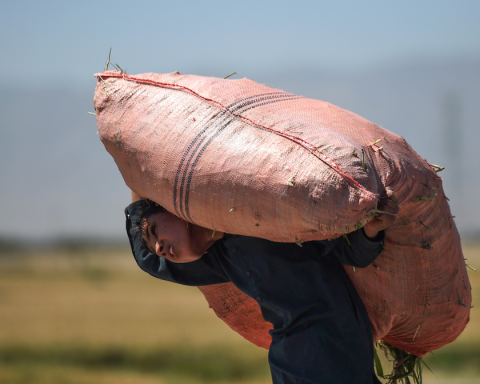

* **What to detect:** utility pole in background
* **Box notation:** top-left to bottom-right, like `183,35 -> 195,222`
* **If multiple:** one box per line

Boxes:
442,92 -> 463,222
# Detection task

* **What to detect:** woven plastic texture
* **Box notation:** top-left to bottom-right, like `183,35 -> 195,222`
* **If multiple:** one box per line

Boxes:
94,71 -> 471,356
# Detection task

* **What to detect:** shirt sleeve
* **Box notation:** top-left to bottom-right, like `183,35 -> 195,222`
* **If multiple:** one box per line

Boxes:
135,252 -> 231,287
158,253 -> 231,286
314,229 -> 386,267
125,201 -> 230,286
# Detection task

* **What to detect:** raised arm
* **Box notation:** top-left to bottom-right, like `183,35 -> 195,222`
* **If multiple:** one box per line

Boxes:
362,187 -> 399,240
315,187 -> 399,267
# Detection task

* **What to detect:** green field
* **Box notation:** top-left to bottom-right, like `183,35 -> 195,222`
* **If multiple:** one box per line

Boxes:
0,243 -> 479,383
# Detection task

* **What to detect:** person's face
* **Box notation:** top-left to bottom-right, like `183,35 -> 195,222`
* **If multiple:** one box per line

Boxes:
143,211 -> 205,263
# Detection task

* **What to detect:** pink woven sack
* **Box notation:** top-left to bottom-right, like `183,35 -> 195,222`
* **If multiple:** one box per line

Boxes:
94,71 -> 471,356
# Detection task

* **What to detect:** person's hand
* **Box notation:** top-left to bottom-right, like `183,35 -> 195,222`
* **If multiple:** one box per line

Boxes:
363,187 -> 399,240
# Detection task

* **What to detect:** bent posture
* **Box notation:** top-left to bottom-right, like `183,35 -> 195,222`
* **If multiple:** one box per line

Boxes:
125,188 -> 399,384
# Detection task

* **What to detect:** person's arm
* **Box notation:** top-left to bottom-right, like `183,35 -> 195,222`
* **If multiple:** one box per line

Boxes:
317,228 -> 386,267
314,187 -> 399,267
362,187 -> 399,240
155,255 -> 230,286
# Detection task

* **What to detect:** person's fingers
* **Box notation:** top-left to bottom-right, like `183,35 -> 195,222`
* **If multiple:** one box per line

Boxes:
369,188 -> 400,231
377,204 -> 398,216
382,187 -> 393,199
385,186 -> 399,204
374,214 -> 394,225
371,203 -> 399,227
378,199 -> 399,214
378,198 -> 396,207
369,216 -> 396,233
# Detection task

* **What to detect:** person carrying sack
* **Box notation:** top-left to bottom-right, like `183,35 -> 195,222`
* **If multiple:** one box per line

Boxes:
125,188 -> 399,384
94,69 -> 470,382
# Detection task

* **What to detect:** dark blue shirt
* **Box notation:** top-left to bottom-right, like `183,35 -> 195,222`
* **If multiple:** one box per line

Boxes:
126,206 -> 384,384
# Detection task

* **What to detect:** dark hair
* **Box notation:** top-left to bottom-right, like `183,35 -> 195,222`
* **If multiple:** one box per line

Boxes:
141,199 -> 167,218
125,199 -> 167,276
132,199 -> 167,249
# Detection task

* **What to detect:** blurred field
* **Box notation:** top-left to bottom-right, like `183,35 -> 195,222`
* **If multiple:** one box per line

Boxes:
0,245 -> 270,384
0,243 -> 479,384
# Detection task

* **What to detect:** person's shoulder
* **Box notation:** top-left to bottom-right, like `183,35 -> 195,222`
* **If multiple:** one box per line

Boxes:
208,233 -> 256,253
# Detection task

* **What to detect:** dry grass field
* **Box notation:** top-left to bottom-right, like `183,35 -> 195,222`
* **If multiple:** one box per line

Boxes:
0,242 -> 479,383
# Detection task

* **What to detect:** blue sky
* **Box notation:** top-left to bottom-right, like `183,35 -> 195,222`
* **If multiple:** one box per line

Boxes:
1,0 -> 479,88
1,0 -> 479,241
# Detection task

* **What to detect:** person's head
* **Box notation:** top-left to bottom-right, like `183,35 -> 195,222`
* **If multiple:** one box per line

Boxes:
126,199 -> 221,265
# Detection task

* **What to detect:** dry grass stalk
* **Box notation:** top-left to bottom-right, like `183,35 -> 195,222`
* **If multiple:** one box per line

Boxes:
466,264 -> 477,272
224,72 -> 237,79
104,48 -> 112,71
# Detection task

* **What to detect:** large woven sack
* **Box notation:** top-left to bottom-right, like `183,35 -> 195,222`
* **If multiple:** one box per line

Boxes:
94,71 -> 471,356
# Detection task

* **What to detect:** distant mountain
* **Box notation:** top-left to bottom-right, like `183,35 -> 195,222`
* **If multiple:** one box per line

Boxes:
1,58 -> 479,241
